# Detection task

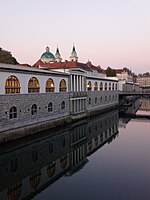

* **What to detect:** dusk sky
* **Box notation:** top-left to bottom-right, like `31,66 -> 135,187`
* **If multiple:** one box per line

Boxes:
1,0 -> 150,74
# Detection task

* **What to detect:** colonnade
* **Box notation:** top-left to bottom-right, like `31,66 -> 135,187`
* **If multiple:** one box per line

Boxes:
70,75 -> 84,92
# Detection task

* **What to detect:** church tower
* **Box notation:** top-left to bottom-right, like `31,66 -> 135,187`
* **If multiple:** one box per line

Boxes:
55,46 -> 62,62
70,44 -> 78,62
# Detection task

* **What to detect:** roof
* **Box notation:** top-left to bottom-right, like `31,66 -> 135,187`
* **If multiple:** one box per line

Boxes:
32,60 -> 105,74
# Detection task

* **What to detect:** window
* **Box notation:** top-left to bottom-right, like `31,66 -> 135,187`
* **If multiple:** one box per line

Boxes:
94,81 -> 98,91
61,101 -> 65,110
48,102 -> 53,112
31,104 -> 37,115
59,79 -> 67,92
87,81 -> 92,91
28,77 -> 40,93
5,76 -> 20,94
100,82 -> 103,91
105,82 -> 107,90
46,78 -> 55,92
9,106 -> 17,119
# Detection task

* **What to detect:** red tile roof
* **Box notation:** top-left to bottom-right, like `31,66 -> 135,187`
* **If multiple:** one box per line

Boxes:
32,60 -> 105,74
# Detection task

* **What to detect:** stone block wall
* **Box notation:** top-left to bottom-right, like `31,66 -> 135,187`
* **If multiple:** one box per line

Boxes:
0,92 -> 70,132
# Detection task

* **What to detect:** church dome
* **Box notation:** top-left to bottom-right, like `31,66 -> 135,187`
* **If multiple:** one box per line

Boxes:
40,47 -> 55,63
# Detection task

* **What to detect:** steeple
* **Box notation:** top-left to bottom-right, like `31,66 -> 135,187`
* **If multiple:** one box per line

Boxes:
55,46 -> 62,62
70,44 -> 78,62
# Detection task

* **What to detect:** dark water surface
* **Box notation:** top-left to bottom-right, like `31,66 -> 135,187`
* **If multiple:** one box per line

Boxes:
0,99 -> 150,200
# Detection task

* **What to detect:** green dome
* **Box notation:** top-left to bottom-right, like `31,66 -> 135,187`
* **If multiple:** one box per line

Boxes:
41,47 -> 55,59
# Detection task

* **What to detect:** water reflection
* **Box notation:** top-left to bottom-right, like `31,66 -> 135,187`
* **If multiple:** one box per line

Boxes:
0,110 -> 119,200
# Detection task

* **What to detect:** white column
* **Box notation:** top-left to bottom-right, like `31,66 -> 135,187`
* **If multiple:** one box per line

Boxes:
71,75 -> 72,92
77,75 -> 79,92
74,75 -> 76,92
80,76 -> 82,91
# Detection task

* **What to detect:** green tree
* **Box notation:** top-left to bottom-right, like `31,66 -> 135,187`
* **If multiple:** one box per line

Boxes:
106,67 -> 116,77
0,47 -> 19,64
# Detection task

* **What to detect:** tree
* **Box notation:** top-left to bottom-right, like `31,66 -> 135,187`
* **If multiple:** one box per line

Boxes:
106,67 -> 116,77
0,47 -> 19,64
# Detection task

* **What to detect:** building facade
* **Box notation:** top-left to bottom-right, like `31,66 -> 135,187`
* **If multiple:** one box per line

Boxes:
0,46 -> 119,140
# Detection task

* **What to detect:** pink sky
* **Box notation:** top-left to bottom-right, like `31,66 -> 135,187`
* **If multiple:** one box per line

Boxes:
1,0 -> 150,74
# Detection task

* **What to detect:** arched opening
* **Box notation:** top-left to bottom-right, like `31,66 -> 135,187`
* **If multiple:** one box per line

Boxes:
61,101 -> 65,110
47,161 -> 56,177
112,83 -> 114,90
48,102 -> 53,112
60,155 -> 67,169
5,75 -> 20,94
100,82 -> 103,91
94,81 -> 98,91
31,104 -> 37,115
28,77 -> 40,93
9,106 -> 17,119
105,82 -> 107,90
7,181 -> 22,200
87,81 -> 92,91
59,79 -> 67,92
46,78 -> 55,92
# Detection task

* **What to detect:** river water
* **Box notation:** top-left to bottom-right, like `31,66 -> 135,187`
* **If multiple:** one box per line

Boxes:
0,98 -> 150,200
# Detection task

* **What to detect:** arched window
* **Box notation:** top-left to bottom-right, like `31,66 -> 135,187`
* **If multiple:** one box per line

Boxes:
9,106 -> 17,119
61,101 -> 65,110
46,78 -> 55,92
94,81 -> 98,91
100,82 -> 103,91
109,83 -> 111,90
105,82 -> 107,90
31,104 -> 37,115
87,81 -> 92,91
5,75 -> 20,94
59,79 -> 67,92
28,77 -> 40,93
48,102 -> 53,112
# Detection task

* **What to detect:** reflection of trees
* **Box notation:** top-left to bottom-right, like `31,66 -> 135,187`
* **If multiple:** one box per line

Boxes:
7,181 -> 22,200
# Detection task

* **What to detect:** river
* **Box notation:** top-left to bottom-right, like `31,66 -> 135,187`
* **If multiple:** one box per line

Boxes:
0,98 -> 149,200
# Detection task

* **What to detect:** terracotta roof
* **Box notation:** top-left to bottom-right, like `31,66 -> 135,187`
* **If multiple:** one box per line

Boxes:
32,60 -> 105,74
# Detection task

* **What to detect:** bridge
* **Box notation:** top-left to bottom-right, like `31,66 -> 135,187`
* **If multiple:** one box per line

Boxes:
119,92 -> 150,97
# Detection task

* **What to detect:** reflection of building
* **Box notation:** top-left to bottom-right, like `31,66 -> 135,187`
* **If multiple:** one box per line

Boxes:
0,110 -> 119,199
0,46 -> 119,141
119,99 -> 142,127
139,98 -> 150,111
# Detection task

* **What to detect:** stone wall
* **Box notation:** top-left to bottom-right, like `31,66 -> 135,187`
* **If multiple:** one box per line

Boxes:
0,92 -> 70,132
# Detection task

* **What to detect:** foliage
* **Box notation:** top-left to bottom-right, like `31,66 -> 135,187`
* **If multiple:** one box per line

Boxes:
106,67 -> 116,77
0,47 -> 19,64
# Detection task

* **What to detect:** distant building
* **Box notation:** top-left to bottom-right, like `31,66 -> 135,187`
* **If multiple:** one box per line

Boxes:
136,74 -> 150,93
115,68 -> 133,82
